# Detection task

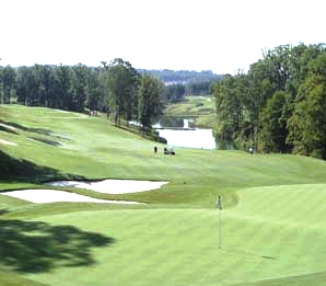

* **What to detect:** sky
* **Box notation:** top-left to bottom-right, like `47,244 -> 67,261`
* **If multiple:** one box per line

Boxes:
0,0 -> 325,74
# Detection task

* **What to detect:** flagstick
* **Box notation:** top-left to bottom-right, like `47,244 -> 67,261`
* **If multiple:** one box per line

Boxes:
219,207 -> 221,249
216,195 -> 222,250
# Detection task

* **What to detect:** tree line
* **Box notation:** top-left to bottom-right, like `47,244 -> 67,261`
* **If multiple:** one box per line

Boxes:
139,69 -> 221,98
0,63 -> 106,112
212,43 -> 326,160
137,69 -> 221,83
0,59 -> 167,131
0,59 -> 218,130
2,44 -> 326,160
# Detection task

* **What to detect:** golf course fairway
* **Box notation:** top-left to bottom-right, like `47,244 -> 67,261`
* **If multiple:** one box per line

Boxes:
1,104 -> 326,285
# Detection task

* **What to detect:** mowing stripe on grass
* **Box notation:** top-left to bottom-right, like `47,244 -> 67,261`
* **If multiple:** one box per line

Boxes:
24,194 -> 326,286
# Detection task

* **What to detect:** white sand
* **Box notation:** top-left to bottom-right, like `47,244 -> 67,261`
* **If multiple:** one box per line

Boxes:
46,180 -> 168,194
1,189 -> 143,204
2,180 -> 168,204
0,123 -> 17,131
0,139 -> 17,146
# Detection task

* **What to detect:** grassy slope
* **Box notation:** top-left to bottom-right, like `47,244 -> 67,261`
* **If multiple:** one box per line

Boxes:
164,95 -> 216,128
1,104 -> 326,285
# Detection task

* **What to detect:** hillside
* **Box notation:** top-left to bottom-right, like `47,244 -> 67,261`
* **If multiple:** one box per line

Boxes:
1,104 -> 326,285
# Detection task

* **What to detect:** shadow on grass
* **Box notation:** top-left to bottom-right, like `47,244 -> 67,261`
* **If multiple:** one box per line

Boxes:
0,150 -> 85,183
0,119 -> 52,136
0,124 -> 18,135
0,209 -> 10,216
0,119 -> 62,146
0,217 -> 114,273
28,136 -> 61,147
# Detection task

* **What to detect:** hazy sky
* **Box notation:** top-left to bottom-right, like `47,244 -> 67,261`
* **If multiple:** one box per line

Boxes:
0,0 -> 325,74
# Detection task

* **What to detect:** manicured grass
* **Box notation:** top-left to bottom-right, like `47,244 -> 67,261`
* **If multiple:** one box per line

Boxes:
1,104 -> 326,285
15,184 -> 326,286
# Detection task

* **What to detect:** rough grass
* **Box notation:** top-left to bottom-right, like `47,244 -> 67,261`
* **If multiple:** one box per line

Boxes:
0,270 -> 47,286
1,104 -> 326,285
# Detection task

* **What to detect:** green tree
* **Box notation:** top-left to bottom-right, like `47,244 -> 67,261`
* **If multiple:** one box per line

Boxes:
186,81 -> 212,95
106,58 -> 140,126
246,60 -> 273,151
260,91 -> 291,153
287,53 -> 326,159
1,65 -> 16,104
53,65 -> 73,110
86,67 -> 106,113
71,64 -> 88,112
212,73 -> 247,149
17,65 -> 56,108
213,79 -> 232,149
164,83 -> 185,103
16,66 -> 35,105
38,65 -> 54,108
138,74 -> 165,131
283,44 -> 326,129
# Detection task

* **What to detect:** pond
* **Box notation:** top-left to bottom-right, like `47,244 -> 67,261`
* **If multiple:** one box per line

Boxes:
158,128 -> 216,149
154,117 -> 216,150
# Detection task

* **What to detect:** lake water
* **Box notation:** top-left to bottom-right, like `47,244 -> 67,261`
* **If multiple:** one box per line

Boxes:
155,118 -> 216,149
131,118 -> 217,149
158,128 -> 216,149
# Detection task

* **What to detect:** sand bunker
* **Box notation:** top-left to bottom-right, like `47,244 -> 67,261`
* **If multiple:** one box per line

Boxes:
47,180 -> 168,194
0,139 -> 17,146
1,180 -> 168,204
1,189 -> 143,204
0,123 -> 17,131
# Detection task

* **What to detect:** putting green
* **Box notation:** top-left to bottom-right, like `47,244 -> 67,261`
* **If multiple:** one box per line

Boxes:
22,184 -> 326,286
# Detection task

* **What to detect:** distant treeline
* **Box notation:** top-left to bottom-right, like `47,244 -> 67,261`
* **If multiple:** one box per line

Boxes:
2,43 -> 326,160
138,69 -> 222,96
212,43 -> 326,160
0,64 -> 107,112
0,59 -> 219,134
137,69 -> 221,83
0,65 -> 218,113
